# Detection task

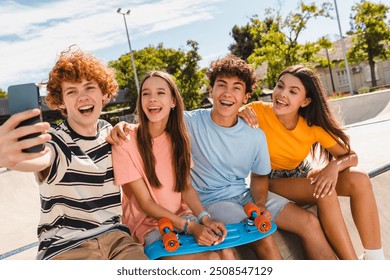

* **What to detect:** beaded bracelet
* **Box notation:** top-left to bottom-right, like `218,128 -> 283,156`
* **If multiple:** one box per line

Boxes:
183,219 -> 191,234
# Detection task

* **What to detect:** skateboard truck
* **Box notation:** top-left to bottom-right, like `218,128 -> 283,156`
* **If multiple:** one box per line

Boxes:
244,202 -> 271,232
158,217 -> 180,252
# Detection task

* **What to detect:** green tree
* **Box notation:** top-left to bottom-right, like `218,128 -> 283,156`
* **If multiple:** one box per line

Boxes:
175,40 -> 204,110
229,17 -> 275,61
0,88 -> 7,98
229,23 -> 256,61
109,41 -> 203,111
247,2 -> 332,88
348,0 -> 390,87
317,36 -> 335,68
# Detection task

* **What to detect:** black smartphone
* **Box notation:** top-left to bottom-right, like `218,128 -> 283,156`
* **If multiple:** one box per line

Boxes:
7,83 -> 45,153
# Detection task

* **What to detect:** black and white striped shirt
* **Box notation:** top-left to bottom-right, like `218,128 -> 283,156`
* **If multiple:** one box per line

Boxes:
36,119 -> 128,260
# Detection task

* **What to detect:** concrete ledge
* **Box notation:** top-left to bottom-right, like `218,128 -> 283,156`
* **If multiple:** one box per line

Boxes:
236,208 -> 314,260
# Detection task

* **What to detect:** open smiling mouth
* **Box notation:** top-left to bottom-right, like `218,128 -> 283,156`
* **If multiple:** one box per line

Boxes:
79,105 -> 94,114
148,106 -> 162,113
220,100 -> 234,107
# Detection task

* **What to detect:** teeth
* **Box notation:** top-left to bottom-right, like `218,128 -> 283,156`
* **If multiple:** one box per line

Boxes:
148,106 -> 162,112
221,100 -> 234,106
79,105 -> 93,111
276,99 -> 287,106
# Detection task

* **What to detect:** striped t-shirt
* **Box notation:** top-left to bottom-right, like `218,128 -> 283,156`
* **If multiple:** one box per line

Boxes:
36,119 -> 127,260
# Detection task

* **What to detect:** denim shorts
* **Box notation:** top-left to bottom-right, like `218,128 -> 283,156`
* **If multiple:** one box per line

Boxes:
269,160 -> 312,179
203,191 -> 289,224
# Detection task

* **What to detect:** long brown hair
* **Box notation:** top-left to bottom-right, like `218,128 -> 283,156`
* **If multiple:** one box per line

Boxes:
136,71 -> 191,192
277,65 -> 351,162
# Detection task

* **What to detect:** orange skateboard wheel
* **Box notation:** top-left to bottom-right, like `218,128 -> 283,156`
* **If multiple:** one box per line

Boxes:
162,231 -> 179,252
244,202 -> 260,217
158,217 -> 174,235
254,215 -> 271,232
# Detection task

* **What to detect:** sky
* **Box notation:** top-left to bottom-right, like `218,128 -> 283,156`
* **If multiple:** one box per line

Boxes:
0,0 -> 387,93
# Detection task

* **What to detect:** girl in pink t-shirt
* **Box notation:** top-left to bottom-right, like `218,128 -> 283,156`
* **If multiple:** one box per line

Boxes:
112,70 -> 234,260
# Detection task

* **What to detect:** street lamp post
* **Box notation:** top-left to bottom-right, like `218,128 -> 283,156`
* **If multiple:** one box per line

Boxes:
117,8 -> 140,95
334,0 -> 354,94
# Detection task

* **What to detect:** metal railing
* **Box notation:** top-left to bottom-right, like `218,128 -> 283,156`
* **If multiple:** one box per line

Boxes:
368,162 -> 390,179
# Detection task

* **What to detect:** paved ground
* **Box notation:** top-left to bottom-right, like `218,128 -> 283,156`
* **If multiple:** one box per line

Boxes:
339,111 -> 390,259
0,170 -> 39,259
1,100 -> 389,260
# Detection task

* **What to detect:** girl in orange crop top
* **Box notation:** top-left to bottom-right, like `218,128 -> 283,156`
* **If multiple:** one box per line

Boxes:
240,65 -> 384,260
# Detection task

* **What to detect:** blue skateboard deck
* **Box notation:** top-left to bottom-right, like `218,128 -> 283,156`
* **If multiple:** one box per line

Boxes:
144,219 -> 277,260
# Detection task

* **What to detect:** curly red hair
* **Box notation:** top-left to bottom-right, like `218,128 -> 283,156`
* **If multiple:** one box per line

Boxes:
44,45 -> 118,115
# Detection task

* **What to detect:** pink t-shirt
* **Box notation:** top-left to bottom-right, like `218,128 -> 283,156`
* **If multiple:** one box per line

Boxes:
112,125 -> 190,244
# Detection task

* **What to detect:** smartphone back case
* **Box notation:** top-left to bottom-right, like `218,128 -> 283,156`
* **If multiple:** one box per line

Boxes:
7,83 -> 44,153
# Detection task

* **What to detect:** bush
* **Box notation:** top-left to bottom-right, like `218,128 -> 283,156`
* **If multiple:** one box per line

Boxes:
357,86 -> 370,94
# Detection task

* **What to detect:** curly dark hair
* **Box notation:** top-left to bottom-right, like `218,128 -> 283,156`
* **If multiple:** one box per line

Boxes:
44,45 -> 118,115
206,54 -> 258,95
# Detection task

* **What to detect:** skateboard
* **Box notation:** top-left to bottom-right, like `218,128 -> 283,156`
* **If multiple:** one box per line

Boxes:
144,202 -> 277,259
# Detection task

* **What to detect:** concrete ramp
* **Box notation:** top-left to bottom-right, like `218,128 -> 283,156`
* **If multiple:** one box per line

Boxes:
330,89 -> 390,125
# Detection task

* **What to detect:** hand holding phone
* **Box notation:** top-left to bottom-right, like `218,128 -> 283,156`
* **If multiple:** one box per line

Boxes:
7,83 -> 45,153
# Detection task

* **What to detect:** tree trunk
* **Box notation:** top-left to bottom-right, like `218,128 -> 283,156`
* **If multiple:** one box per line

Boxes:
369,59 -> 377,88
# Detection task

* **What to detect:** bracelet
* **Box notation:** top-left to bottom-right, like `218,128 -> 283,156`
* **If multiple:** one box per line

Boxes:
197,211 -> 211,224
183,219 -> 190,234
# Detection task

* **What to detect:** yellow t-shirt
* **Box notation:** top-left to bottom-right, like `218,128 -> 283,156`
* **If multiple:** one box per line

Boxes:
247,101 -> 337,170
